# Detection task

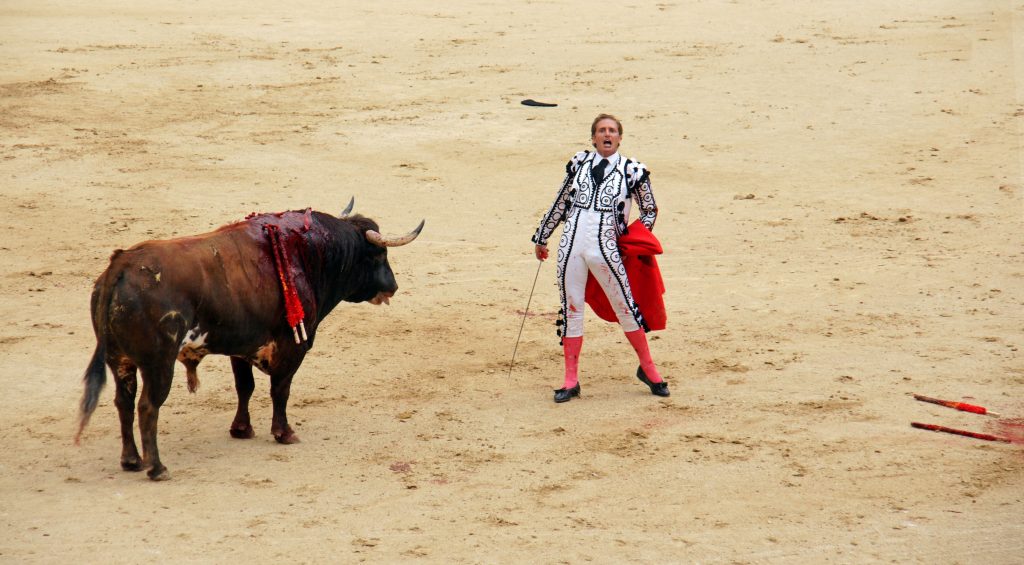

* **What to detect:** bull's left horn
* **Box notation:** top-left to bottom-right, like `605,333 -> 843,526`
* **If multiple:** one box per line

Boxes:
339,197 -> 355,218
366,220 -> 425,247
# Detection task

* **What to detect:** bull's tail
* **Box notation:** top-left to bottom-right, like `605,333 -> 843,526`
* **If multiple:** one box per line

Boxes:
76,341 -> 107,444
76,258 -> 120,444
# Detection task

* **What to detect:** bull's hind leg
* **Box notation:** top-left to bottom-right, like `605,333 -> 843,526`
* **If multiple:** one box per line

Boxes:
137,361 -> 174,481
229,357 -> 255,439
111,358 -> 142,471
270,369 -> 300,444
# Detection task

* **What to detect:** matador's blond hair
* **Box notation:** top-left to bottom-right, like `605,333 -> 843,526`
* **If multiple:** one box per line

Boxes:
590,114 -> 623,136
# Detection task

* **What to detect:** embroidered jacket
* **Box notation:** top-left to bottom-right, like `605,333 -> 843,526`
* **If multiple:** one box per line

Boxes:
531,150 -> 656,246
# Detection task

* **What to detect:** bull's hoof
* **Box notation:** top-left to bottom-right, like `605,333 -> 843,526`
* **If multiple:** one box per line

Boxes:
273,432 -> 300,445
147,464 -> 171,481
230,423 -> 255,439
121,457 -> 143,472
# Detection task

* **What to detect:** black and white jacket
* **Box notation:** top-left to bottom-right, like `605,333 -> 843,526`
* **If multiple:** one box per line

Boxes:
531,150 -> 656,246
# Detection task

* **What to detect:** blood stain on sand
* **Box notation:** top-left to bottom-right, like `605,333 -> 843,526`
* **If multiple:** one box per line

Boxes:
991,418 -> 1024,445
389,461 -> 413,474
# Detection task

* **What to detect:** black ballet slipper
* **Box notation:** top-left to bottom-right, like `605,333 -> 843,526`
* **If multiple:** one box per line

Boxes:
636,367 -> 670,397
554,383 -> 581,403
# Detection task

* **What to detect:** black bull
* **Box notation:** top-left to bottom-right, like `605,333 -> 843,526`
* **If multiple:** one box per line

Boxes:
77,205 -> 423,480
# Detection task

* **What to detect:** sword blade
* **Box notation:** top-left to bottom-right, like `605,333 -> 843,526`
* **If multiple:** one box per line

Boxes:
507,260 -> 543,384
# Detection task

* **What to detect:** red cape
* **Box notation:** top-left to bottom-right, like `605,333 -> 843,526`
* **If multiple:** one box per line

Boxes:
585,220 -> 667,330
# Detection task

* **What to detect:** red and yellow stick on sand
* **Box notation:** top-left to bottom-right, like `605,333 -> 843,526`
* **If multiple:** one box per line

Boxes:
913,394 -> 1001,418
911,422 -> 1012,443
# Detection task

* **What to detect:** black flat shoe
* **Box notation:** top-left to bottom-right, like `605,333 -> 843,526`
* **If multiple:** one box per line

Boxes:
636,367 -> 670,397
554,383 -> 581,403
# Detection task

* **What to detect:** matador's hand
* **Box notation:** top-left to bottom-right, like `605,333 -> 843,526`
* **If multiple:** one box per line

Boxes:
534,244 -> 549,261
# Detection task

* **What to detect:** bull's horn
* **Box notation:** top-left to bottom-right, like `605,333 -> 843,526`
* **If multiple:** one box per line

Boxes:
366,220 -> 425,248
339,197 -> 355,218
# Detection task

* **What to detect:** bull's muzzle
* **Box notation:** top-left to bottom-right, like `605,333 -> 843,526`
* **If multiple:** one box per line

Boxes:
369,291 -> 394,305
365,220 -> 425,248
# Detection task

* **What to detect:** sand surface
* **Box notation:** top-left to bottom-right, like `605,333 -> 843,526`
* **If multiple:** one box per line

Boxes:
2,1 -> 1023,562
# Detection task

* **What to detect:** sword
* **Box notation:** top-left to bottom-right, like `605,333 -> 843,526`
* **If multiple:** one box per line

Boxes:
507,260 -> 543,383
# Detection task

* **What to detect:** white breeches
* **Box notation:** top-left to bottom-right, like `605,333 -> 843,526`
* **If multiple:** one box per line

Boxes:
557,208 -> 639,337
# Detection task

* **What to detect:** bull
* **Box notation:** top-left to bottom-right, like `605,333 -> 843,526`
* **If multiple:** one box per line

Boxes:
77,200 -> 423,480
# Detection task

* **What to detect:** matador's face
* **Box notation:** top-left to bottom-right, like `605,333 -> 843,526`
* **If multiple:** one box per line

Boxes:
591,118 -> 621,158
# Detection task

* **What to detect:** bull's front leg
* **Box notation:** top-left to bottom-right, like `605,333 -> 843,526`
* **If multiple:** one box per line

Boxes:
269,368 -> 300,444
229,357 -> 256,439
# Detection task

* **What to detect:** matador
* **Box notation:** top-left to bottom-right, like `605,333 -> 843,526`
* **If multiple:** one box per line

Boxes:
532,114 -> 669,403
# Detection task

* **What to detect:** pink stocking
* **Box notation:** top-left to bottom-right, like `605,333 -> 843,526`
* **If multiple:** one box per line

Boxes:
562,336 -> 583,389
625,329 -> 662,383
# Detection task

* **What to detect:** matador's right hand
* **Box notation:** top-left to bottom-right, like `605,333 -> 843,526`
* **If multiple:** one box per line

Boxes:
534,244 -> 549,261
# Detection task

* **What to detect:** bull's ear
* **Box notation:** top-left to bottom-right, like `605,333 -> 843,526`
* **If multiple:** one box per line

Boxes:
339,197 -> 355,218
365,220 -> 425,247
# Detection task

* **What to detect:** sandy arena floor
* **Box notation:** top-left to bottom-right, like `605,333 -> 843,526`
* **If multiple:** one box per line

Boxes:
1,1 -> 1022,562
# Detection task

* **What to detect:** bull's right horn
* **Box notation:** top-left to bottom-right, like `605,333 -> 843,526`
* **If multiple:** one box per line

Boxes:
366,220 -> 425,247
339,197 -> 355,218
